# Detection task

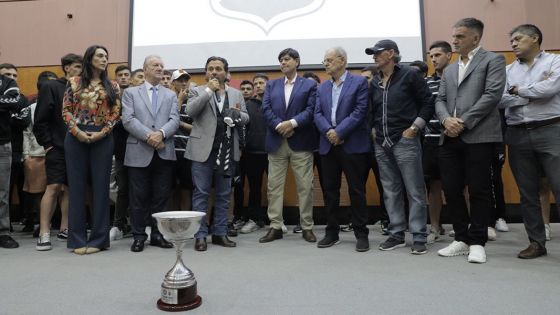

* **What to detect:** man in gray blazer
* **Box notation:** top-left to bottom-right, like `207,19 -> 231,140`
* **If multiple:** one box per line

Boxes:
435,18 -> 506,264
186,56 -> 249,251
122,55 -> 180,252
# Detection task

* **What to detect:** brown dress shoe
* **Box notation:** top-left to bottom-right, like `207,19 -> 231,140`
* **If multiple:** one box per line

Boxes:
195,237 -> 207,251
518,242 -> 547,259
259,228 -> 283,243
211,235 -> 236,247
302,230 -> 317,243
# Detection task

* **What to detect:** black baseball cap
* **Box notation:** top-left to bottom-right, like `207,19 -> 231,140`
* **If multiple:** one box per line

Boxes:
365,39 -> 400,55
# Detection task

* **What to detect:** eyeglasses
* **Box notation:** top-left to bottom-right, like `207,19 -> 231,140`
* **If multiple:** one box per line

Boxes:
322,56 -> 342,65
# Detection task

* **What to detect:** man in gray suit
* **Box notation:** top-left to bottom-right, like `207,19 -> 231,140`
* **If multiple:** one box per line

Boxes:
122,55 -> 180,252
435,18 -> 506,263
186,56 -> 249,251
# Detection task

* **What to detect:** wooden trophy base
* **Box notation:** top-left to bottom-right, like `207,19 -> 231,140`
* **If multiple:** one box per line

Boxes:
157,295 -> 202,312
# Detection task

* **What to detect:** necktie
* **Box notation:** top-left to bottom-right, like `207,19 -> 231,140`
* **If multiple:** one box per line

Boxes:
151,86 -> 158,114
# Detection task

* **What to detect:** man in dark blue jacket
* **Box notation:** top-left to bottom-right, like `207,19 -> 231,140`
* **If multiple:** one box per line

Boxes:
366,40 -> 434,255
259,48 -> 318,243
314,47 -> 371,252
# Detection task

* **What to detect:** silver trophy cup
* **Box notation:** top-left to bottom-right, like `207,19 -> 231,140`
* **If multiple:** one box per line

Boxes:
152,211 -> 205,312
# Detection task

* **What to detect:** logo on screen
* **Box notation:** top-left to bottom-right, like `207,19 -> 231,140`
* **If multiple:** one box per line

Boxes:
210,0 -> 325,35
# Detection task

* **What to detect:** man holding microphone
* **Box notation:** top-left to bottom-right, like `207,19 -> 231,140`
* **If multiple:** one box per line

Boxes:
185,56 -> 249,251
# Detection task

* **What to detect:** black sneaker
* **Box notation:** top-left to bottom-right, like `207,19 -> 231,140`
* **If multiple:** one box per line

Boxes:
293,224 -> 303,233
317,235 -> 340,248
378,236 -> 405,251
22,224 -> 35,233
227,223 -> 238,237
0,235 -> 19,249
411,242 -> 428,255
355,238 -> 370,252
340,224 -> 353,232
57,228 -> 68,241
380,220 -> 389,235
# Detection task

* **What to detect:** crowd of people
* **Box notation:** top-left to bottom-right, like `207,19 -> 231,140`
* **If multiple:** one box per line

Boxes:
0,18 -> 558,264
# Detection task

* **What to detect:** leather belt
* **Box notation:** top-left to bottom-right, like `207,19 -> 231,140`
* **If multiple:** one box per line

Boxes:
508,116 -> 560,130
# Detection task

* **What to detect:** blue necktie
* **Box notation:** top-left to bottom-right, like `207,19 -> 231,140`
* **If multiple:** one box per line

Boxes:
151,86 -> 158,114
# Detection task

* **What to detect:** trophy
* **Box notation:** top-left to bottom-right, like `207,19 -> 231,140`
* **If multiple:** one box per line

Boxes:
152,211 -> 206,312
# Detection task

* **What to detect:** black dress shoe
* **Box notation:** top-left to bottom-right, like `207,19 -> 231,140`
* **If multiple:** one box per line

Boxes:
150,234 -> 173,248
211,235 -> 236,247
131,239 -> 145,252
0,235 -> 19,248
259,228 -> 283,243
302,230 -> 317,243
518,242 -> 547,259
355,237 -> 370,252
317,234 -> 340,248
195,238 -> 207,251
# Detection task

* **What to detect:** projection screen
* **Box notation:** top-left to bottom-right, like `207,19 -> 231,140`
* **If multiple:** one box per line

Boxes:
130,0 -> 424,70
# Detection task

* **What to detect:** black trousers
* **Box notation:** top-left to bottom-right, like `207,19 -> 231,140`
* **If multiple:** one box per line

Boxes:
65,128 -> 113,249
239,152 -> 268,223
507,123 -> 560,247
128,152 -> 173,241
113,159 -> 129,228
321,146 -> 370,239
489,143 -> 506,226
439,137 -> 494,246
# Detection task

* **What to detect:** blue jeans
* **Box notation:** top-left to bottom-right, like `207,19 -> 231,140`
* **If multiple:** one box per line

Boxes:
191,150 -> 232,238
0,143 -> 11,235
375,136 -> 427,243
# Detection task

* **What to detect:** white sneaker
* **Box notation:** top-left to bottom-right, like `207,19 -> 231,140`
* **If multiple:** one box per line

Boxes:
36,233 -> 52,251
495,218 -> 509,232
240,219 -> 260,234
488,227 -> 497,241
467,245 -> 487,263
109,226 -> 124,241
427,228 -> 440,244
281,224 -> 288,234
545,224 -> 551,241
437,241 -> 469,257
145,226 -> 152,242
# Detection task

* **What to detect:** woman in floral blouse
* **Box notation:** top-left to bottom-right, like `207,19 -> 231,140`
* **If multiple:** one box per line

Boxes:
62,45 -> 120,255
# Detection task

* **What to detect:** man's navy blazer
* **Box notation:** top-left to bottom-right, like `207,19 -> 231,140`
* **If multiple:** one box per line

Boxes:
314,73 -> 371,155
262,76 -> 318,153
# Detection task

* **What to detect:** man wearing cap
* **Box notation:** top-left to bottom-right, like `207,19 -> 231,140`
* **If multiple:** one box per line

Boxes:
365,39 -> 433,255
435,18 -> 505,264
170,69 -> 193,211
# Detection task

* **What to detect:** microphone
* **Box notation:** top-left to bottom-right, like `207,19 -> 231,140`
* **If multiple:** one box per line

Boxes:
211,77 -> 221,102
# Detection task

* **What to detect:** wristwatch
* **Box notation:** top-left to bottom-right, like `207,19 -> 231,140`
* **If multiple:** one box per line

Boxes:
410,125 -> 419,133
